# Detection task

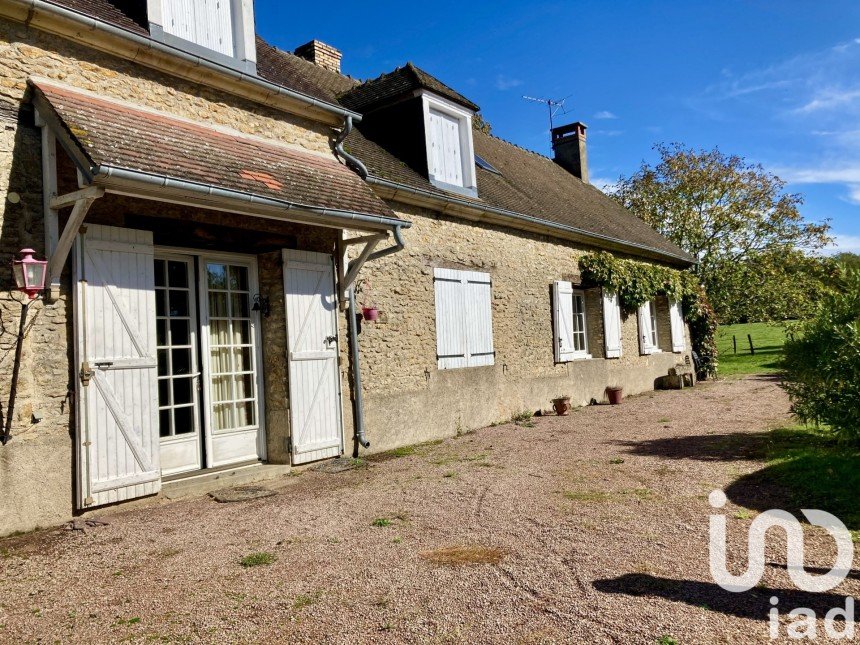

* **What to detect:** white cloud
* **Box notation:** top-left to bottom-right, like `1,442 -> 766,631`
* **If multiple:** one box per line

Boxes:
774,164 -> 860,204
796,88 -> 860,113
593,110 -> 618,120
824,233 -> 860,255
588,176 -> 619,194
593,129 -> 624,137
494,75 -> 522,91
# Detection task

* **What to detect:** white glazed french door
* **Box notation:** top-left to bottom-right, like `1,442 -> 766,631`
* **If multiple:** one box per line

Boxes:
199,256 -> 266,467
155,255 -> 202,475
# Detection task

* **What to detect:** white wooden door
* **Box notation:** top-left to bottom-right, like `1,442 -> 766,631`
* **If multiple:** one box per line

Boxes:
283,250 -> 344,464
75,225 -> 160,508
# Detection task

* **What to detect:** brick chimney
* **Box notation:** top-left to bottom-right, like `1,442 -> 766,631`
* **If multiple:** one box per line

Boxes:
551,122 -> 588,183
295,40 -> 343,74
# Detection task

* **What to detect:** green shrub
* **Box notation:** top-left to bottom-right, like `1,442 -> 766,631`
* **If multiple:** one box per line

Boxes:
782,269 -> 860,441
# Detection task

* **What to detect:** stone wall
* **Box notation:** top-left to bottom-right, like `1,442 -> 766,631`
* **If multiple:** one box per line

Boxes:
352,204 -> 692,451
0,20 -> 333,155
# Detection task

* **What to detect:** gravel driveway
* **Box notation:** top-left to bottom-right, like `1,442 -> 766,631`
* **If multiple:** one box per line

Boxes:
1,376 -> 855,644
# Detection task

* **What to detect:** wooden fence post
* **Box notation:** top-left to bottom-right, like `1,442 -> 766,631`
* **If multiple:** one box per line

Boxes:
747,334 -> 755,355
733,335 -> 737,354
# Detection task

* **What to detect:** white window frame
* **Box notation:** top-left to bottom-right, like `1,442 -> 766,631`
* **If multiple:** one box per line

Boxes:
570,289 -> 591,359
434,268 -> 494,369
638,300 -> 661,355
147,0 -> 257,72
420,91 -> 478,198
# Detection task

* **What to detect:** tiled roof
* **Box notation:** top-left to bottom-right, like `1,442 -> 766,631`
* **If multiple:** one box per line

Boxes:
39,0 -> 690,262
255,37 -> 357,106
30,79 -> 397,222
45,0 -> 148,34
339,63 -> 480,113
344,128 -> 692,262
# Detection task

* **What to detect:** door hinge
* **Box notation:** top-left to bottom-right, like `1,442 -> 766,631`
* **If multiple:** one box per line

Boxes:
79,361 -> 93,387
84,496 -> 94,506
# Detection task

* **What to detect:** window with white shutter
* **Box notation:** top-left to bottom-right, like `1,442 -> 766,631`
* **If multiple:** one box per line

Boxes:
602,289 -> 623,359
422,93 -> 477,196
669,299 -> 687,353
553,281 -> 591,362
638,300 -> 660,355
434,268 -> 494,369
149,0 -> 257,70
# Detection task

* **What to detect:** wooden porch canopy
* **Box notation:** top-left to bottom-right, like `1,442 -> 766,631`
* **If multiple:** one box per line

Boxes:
29,77 -> 409,298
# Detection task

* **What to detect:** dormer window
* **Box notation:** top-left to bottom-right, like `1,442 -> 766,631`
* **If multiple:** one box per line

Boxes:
421,92 -> 478,198
147,0 -> 257,73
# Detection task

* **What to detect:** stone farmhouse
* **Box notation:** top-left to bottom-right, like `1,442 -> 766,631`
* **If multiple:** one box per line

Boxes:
0,0 -> 695,534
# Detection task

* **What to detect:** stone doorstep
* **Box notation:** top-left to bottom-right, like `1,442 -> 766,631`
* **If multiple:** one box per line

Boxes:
161,463 -> 292,500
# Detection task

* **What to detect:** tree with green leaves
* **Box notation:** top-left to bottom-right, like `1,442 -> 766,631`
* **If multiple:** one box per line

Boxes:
612,144 -> 832,323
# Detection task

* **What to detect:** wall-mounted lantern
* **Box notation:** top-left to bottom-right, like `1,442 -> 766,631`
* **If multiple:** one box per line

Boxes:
12,248 -> 47,300
251,294 -> 271,318
3,249 -> 47,445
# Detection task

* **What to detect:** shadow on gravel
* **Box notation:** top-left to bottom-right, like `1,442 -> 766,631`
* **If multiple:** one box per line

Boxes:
613,432 -> 772,462
593,574 -> 852,622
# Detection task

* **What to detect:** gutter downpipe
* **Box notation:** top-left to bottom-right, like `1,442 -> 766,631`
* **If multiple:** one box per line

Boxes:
347,225 -> 406,456
334,116 -> 368,179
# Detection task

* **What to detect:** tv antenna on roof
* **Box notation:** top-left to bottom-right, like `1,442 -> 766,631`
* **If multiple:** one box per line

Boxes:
522,95 -> 570,131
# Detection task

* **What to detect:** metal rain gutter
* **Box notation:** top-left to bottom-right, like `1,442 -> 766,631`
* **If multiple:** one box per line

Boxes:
9,0 -> 362,123
93,165 -> 410,231
366,175 -> 695,266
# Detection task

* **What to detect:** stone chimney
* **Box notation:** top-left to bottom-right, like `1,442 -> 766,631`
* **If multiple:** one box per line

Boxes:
551,122 -> 588,183
294,40 -> 343,74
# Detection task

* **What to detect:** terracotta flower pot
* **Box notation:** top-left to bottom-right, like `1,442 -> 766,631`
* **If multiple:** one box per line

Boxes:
552,397 -> 572,416
606,387 -> 623,405
362,307 -> 379,322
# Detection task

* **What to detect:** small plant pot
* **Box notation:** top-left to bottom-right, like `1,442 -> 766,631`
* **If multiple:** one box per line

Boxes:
552,397 -> 572,416
362,307 -> 379,322
606,387 -> 623,405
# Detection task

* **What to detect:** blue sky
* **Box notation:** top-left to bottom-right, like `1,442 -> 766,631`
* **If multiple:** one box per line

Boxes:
257,1 -> 860,254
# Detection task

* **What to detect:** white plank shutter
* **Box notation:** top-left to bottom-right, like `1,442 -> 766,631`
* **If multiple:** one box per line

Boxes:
434,268 -> 468,369
283,250 -> 344,465
669,299 -> 686,353
75,225 -> 160,508
434,268 -> 494,368
162,0 -> 235,56
553,281 -> 576,362
464,272 -> 494,367
428,108 -> 464,186
602,289 -> 623,359
638,301 -> 659,354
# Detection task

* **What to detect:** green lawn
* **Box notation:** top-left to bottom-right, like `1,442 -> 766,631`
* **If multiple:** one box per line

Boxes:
729,425 -> 860,531
716,322 -> 787,376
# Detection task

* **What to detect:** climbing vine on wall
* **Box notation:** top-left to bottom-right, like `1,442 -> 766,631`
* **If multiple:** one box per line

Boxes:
579,252 -> 718,379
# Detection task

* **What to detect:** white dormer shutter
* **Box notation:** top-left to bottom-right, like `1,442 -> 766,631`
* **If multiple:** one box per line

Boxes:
669,299 -> 686,353
553,281 -> 576,362
428,108 -> 464,187
602,289 -> 623,359
162,0 -> 235,57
